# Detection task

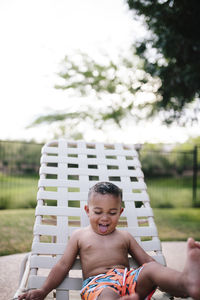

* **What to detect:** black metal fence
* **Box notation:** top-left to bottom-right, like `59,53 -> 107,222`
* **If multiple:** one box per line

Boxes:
0,140 -> 199,209
139,146 -> 200,208
0,140 -> 42,209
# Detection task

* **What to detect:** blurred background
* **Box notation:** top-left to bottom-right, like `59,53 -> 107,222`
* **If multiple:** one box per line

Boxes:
1,0 -> 199,144
0,0 -> 200,255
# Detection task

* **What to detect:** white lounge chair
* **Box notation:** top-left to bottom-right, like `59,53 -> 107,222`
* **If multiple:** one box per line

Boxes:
13,139 -> 166,300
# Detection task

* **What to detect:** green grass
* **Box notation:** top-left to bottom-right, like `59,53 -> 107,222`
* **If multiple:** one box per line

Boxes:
1,174 -> 199,209
0,208 -> 200,256
0,174 -> 199,255
154,208 -> 200,241
0,174 -> 38,209
146,177 -> 196,208
0,209 -> 35,256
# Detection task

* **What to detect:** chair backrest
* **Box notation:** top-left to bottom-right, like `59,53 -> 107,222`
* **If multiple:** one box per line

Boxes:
28,139 -> 166,300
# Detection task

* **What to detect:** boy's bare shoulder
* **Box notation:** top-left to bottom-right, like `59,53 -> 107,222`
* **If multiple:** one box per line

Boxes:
71,226 -> 90,239
116,228 -> 130,236
116,229 -> 135,242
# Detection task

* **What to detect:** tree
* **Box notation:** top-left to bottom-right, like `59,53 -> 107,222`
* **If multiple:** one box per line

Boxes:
127,0 -> 200,124
31,49 -> 160,137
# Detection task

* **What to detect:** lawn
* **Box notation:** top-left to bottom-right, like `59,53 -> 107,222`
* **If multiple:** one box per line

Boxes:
0,174 -> 199,256
146,177 -> 196,208
0,174 -> 199,209
154,208 -> 200,241
0,209 -> 34,256
0,174 -> 38,209
0,208 -> 200,256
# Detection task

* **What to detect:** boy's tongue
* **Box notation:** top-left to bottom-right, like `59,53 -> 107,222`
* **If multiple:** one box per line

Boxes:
99,224 -> 108,233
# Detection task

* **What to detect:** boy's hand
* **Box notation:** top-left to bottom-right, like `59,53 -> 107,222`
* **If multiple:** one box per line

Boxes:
18,288 -> 46,300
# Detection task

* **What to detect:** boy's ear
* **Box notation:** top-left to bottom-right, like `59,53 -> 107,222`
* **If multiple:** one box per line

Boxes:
84,205 -> 89,215
120,207 -> 124,215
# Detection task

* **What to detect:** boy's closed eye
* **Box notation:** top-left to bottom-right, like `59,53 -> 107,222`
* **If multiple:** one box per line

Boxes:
93,210 -> 117,215
94,211 -> 102,214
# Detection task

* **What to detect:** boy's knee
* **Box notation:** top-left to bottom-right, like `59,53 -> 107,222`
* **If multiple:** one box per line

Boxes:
136,262 -> 158,290
144,261 -> 162,272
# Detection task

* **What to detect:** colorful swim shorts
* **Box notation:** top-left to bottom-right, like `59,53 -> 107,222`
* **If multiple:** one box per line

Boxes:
80,267 -> 144,300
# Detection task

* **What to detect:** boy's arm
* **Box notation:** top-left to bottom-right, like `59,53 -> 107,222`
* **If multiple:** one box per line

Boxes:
127,232 -> 155,266
18,230 -> 81,300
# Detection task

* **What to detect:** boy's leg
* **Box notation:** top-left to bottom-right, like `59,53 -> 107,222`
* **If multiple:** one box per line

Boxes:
97,288 -> 120,299
121,294 -> 139,300
97,288 -> 139,300
136,238 -> 200,299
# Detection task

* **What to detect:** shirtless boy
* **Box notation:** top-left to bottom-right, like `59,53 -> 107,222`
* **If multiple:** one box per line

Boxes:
19,181 -> 200,300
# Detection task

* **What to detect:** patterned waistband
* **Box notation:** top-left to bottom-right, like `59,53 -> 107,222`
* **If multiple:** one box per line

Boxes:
82,273 -> 105,289
82,268 -> 128,289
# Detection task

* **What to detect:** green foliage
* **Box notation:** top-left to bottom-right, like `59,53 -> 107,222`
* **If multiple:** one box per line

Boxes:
172,138 -> 200,173
127,0 -> 200,124
28,1 -> 200,130
140,140 -> 199,176
31,49 -> 160,135
187,136 -> 200,145
0,141 -> 41,175
141,151 -> 172,176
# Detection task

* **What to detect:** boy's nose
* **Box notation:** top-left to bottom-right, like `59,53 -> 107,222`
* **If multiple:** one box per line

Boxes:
101,213 -> 109,220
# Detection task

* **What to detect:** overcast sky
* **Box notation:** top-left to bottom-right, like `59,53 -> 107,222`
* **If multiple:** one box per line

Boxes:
0,0 -> 199,144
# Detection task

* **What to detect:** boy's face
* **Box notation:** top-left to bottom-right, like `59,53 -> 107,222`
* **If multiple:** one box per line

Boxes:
84,192 -> 123,235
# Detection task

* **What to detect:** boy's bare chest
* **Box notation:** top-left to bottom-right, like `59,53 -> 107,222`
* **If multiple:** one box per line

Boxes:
79,230 -> 130,278
80,232 -> 128,255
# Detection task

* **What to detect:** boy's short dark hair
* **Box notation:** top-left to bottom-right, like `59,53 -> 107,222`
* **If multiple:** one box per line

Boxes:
88,181 -> 122,203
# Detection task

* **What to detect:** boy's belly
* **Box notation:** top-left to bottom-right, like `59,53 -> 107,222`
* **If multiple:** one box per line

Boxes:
82,263 -> 129,280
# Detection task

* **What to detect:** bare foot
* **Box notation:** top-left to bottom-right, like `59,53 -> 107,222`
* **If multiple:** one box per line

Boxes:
183,238 -> 200,299
121,293 -> 139,300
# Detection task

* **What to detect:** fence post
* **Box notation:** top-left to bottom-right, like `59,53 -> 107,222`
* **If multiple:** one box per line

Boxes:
192,145 -> 197,207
